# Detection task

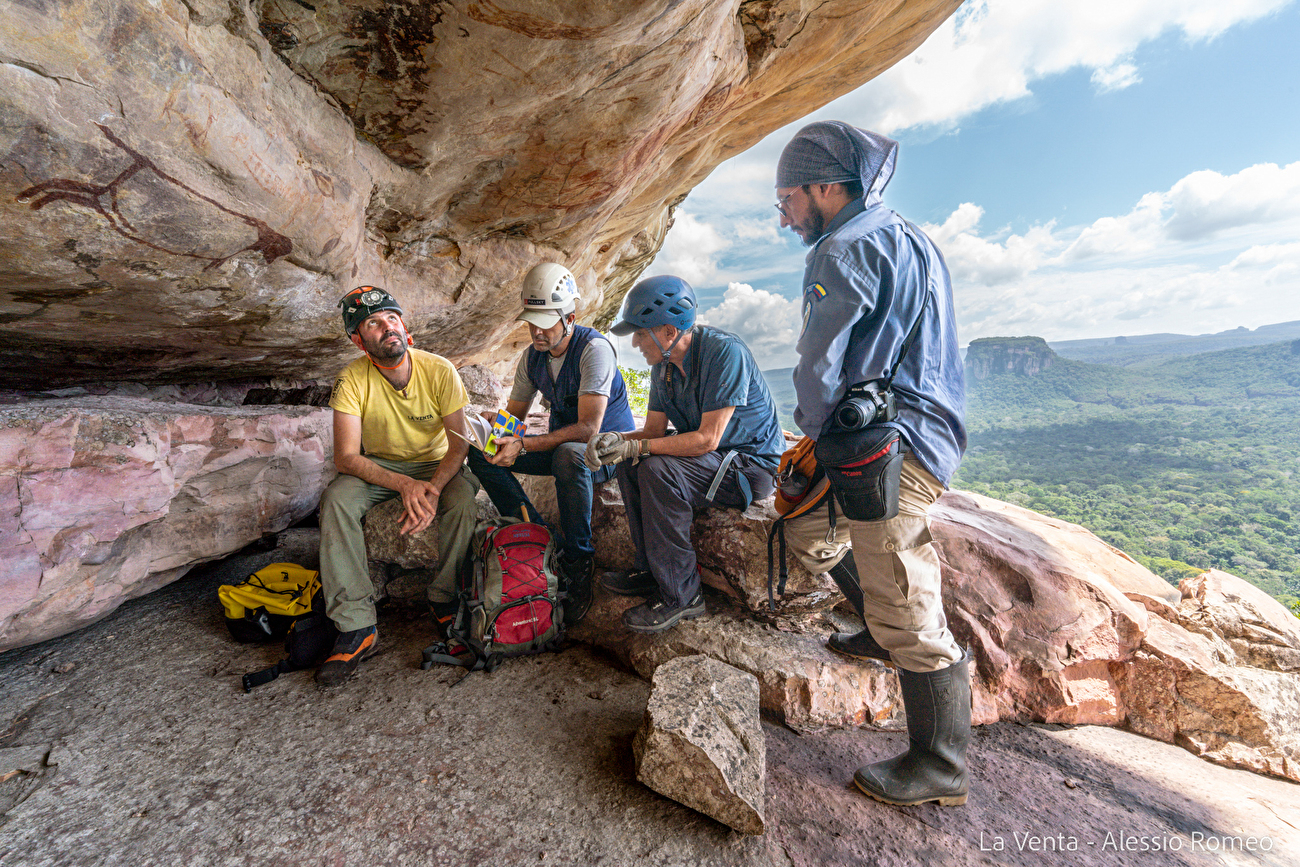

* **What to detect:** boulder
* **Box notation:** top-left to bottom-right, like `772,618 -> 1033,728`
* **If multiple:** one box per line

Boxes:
931,490 -> 1179,726
633,655 -> 766,835
1175,569 -> 1300,673
360,490 -> 499,603
0,397 -> 333,651
576,488 -> 1300,781
0,0 -> 962,388
536,474 -> 839,623
573,593 -> 902,732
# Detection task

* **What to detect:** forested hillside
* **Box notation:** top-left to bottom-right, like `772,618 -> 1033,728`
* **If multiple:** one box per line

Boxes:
958,339 -> 1300,607
760,339 -> 1300,608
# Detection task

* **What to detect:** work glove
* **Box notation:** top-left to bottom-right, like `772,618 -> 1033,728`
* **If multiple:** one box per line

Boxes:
584,431 -> 642,471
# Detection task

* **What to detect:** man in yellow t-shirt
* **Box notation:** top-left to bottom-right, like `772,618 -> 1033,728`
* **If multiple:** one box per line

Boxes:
316,286 -> 479,688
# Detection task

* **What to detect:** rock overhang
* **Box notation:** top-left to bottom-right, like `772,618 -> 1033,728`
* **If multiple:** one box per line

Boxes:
0,0 -> 963,388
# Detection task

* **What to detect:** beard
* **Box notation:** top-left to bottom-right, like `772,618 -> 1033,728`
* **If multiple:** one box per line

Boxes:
798,209 -> 825,247
363,329 -> 408,362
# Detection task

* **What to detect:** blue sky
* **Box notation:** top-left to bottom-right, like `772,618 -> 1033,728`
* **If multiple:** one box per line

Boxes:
618,0 -> 1300,368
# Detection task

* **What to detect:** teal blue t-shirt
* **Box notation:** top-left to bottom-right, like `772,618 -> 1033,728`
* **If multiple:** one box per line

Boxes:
647,326 -> 784,469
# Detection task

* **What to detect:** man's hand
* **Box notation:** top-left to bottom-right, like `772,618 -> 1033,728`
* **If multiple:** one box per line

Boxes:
397,477 -> 441,535
584,431 -> 642,470
488,434 -> 524,467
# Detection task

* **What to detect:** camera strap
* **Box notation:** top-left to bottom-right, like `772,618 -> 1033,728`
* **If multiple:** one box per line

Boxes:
886,304 -> 926,387
883,218 -> 942,389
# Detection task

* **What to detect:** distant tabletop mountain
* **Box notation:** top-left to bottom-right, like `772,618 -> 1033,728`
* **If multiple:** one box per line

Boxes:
764,334 -> 1300,431
1047,321 -> 1300,367
965,336 -> 1055,380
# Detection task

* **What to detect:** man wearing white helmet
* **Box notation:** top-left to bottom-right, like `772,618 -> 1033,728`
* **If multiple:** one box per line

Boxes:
466,263 -> 635,625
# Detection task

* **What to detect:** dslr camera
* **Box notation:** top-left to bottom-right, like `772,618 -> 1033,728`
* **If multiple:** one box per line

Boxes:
832,379 -> 896,431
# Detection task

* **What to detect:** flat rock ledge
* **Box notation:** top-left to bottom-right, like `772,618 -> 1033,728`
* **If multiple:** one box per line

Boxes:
366,477 -> 1300,783
634,655 -> 766,835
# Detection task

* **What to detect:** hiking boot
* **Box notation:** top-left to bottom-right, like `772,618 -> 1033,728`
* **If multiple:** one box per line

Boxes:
827,629 -> 894,666
314,625 -> 379,688
853,651 -> 972,807
622,592 -> 707,634
601,567 -> 658,597
429,600 -> 459,643
559,554 -> 594,627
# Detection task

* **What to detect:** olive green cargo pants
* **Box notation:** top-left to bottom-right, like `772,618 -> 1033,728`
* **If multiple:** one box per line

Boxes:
319,457 -> 479,632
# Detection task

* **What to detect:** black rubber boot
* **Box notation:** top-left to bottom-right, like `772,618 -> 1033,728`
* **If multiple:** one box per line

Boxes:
827,555 -> 865,614
853,650 -> 972,806
825,557 -> 893,665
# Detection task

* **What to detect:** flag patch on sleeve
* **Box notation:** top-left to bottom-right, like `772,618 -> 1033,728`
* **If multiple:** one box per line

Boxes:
810,283 -> 827,300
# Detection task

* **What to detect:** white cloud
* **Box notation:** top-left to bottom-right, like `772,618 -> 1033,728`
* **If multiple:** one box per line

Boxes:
644,212 -> 727,285
732,217 -> 781,243
697,283 -> 803,368
1162,162 -> 1300,240
933,163 -> 1300,341
1066,161 -> 1300,259
924,204 -> 1063,285
1090,62 -> 1141,93
921,161 -> 1300,284
841,0 -> 1294,134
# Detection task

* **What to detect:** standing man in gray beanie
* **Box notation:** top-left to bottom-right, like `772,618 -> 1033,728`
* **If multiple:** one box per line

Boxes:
774,120 -> 971,807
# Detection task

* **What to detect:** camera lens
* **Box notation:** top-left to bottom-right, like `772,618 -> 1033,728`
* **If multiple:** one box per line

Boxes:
835,397 -> 872,430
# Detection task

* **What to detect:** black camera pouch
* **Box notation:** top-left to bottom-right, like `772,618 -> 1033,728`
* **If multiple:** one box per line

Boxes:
814,425 -> 903,522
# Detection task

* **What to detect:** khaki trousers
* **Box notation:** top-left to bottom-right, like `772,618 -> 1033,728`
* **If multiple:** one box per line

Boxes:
782,454 -> 962,672
319,457 -> 479,632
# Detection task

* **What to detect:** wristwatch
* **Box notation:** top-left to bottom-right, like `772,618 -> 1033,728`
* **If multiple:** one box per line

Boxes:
639,438 -> 651,458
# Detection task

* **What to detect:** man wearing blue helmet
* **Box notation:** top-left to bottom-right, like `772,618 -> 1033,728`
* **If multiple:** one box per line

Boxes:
775,121 -> 970,808
585,275 -> 785,633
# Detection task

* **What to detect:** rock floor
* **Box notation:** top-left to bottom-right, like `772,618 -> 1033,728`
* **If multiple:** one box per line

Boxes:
1,566 -> 1297,867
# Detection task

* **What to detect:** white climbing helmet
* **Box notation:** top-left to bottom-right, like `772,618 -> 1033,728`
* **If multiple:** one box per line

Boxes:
517,263 -> 579,328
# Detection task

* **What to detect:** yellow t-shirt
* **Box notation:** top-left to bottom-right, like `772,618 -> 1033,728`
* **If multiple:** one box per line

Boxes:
329,349 -> 468,462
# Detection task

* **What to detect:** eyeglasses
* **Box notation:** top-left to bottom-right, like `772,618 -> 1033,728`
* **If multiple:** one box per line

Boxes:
775,190 -> 796,216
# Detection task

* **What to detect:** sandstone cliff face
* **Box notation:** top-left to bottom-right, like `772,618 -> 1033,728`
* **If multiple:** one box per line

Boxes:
0,0 -> 960,389
965,336 -> 1056,379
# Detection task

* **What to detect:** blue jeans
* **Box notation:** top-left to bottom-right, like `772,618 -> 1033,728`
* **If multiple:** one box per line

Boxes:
466,442 -> 615,560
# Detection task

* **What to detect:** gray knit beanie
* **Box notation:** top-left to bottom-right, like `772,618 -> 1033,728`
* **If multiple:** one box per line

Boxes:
776,121 -> 898,197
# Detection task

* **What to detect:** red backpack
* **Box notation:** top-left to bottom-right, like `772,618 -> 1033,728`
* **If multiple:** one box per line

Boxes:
422,519 -> 564,674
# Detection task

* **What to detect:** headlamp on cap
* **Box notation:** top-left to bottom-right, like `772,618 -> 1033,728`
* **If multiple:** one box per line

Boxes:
338,285 -> 404,336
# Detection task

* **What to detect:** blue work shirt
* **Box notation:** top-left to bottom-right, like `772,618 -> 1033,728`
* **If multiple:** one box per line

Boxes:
648,325 -> 785,470
792,198 -> 967,486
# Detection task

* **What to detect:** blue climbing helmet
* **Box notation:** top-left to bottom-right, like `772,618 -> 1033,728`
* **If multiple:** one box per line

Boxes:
610,275 -> 697,336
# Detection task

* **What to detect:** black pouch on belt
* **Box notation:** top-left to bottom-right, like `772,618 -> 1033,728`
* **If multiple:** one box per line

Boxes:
814,425 -> 903,522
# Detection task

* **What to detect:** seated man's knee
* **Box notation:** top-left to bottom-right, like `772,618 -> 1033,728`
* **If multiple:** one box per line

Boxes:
551,442 -> 588,482
439,473 -> 478,517
320,474 -> 367,518
635,455 -> 683,496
